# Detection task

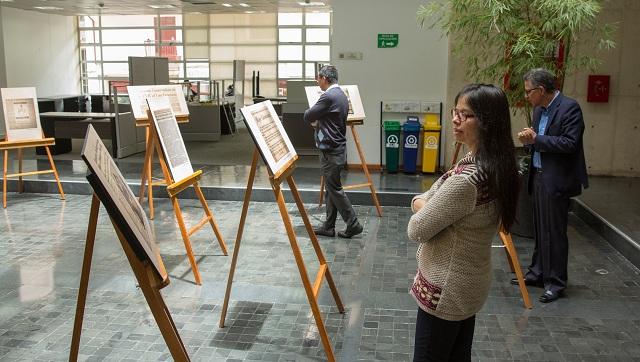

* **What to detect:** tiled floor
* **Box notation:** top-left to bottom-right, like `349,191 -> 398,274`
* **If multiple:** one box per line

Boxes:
1,193 -> 640,361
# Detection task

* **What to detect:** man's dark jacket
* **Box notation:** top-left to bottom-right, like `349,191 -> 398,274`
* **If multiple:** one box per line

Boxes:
303,86 -> 349,151
528,92 -> 589,197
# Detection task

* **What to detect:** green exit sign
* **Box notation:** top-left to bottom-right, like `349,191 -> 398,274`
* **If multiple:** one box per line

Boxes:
378,33 -> 399,48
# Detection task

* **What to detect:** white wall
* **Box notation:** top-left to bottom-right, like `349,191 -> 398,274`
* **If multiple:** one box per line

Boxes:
331,0 -> 448,166
563,0 -> 640,177
1,7 -> 79,97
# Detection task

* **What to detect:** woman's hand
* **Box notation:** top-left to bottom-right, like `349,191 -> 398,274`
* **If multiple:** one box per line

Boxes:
412,198 -> 426,213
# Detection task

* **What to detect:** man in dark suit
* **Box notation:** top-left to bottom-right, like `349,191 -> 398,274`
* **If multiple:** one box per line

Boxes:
516,68 -> 588,303
304,65 -> 363,238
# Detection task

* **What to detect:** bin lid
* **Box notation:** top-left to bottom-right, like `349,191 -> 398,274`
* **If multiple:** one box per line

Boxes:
383,120 -> 401,130
402,120 -> 421,132
423,125 -> 441,131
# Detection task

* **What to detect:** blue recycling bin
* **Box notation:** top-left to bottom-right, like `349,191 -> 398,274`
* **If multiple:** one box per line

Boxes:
402,119 -> 421,173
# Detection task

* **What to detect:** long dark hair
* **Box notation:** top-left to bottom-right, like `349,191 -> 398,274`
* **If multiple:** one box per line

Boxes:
455,84 -> 519,231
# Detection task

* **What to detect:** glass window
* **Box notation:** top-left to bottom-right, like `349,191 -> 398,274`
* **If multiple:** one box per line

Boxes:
81,46 -> 101,61
169,62 -> 185,79
305,63 -> 317,78
211,63 -> 234,79
80,30 -> 100,44
102,63 -> 129,77
278,45 -> 302,61
79,16 -> 99,28
185,45 -> 209,60
278,63 -> 302,78
279,28 -> 301,43
306,28 -> 329,43
101,15 -> 156,27
158,45 -> 184,61
211,13 -> 276,26
305,12 -> 331,26
186,62 -> 210,78
245,63 -> 277,79
83,62 -> 102,78
211,28 -> 276,45
185,28 -> 208,43
184,13 -> 208,26
278,13 -> 303,26
158,15 -> 182,27
102,46 -> 147,61
211,45 -> 276,62
305,45 -> 330,61
101,29 -> 156,44
159,29 -> 182,43
86,79 -> 103,94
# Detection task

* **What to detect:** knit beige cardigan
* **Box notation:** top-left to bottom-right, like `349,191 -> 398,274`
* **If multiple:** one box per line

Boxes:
408,154 -> 499,321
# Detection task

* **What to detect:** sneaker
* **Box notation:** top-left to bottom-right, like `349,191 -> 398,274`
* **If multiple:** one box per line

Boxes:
338,222 -> 363,238
314,226 -> 335,237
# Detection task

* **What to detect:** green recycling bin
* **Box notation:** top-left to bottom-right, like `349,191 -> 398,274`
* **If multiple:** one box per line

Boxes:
383,120 -> 401,173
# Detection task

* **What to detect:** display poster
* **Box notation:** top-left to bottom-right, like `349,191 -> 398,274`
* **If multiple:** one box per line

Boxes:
81,125 -> 166,279
127,85 -> 189,120
147,97 -> 194,183
304,85 -> 366,122
1,87 -> 42,141
240,101 -> 297,176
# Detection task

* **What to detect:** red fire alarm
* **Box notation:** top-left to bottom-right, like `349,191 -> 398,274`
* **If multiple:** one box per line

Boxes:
587,75 -> 610,103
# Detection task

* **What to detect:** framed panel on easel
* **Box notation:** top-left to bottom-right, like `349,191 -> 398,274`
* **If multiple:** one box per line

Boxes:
81,124 -> 166,280
146,97 -> 193,183
1,87 -> 42,141
240,100 -> 297,180
127,85 -> 189,121
304,84 -> 366,122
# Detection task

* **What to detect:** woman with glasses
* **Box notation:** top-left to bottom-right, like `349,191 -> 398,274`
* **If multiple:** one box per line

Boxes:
408,84 -> 519,361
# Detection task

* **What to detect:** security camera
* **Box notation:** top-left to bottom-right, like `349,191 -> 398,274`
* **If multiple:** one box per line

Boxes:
98,2 -> 104,7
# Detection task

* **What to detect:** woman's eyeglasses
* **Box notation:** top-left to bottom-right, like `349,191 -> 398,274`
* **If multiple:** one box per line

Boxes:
451,108 -> 475,122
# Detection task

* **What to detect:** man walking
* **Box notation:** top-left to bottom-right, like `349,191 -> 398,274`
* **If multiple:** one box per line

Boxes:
516,68 -> 588,303
304,65 -> 363,238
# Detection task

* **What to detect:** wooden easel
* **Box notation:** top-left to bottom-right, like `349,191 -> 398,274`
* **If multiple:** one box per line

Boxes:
69,194 -> 190,362
220,149 -> 344,362
137,114 -> 189,220
452,142 -> 532,309
1,135 -> 65,208
318,118 -> 383,217
138,111 -> 227,285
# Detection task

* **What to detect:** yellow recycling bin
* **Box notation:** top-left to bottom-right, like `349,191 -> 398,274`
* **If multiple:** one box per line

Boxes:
421,124 -> 441,173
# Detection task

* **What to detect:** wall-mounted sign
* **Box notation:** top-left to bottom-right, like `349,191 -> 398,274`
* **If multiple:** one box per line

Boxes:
378,34 -> 398,48
587,75 -> 610,103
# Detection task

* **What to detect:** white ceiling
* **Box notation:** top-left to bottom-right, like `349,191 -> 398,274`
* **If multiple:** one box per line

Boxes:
0,0 -> 332,16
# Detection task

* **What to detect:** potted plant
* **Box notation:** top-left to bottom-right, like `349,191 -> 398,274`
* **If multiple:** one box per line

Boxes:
417,0 -> 615,237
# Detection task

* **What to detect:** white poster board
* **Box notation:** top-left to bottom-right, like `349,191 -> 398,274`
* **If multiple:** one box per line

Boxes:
241,101 -> 297,177
147,97 -> 194,183
1,87 -> 42,141
304,85 -> 366,121
127,85 -> 189,121
81,125 -> 166,279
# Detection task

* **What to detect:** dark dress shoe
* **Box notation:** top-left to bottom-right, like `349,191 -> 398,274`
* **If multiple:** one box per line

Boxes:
314,226 -> 335,237
510,277 -> 543,288
337,222 -> 363,238
539,290 -> 563,303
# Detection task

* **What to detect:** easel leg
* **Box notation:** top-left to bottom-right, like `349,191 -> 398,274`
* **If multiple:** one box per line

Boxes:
148,131 -> 155,219
350,125 -> 382,217
45,146 -> 65,200
113,226 -> 190,362
272,182 -> 336,362
287,176 -> 344,312
3,150 -> 7,208
17,148 -> 23,193
318,175 -> 324,207
194,183 -> 228,255
139,128 -> 152,203
69,194 -> 100,362
500,230 -> 533,309
171,195 -> 202,285
220,149 -> 259,328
